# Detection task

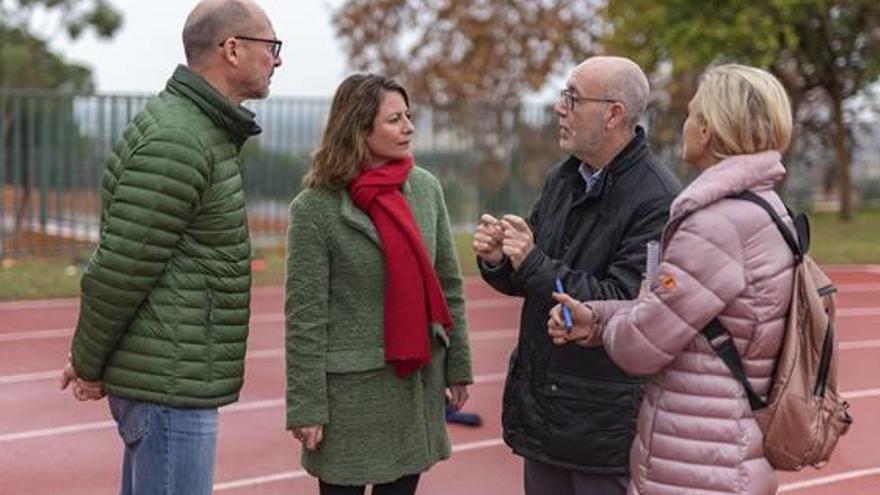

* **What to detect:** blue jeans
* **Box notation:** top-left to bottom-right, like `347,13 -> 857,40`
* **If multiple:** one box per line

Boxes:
108,395 -> 218,495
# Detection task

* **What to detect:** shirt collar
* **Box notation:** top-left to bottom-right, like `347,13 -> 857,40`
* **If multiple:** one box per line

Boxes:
578,162 -> 602,193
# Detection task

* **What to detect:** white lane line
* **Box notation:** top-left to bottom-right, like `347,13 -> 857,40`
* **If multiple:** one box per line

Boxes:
0,420 -> 116,443
0,332 -> 516,386
0,323 -> 516,344
1,278 -> 876,315
0,304 -> 519,341
839,339 -> 880,350
0,298 -> 79,311
0,328 -> 73,343
213,438 -> 507,492
836,283 -> 880,292
0,373 -> 506,443
3,280 -> 878,315
0,370 -> 59,385
842,387 -> 880,400
13,330 -> 880,388
778,466 -> 880,492
467,298 -> 520,310
4,378 -> 877,445
474,373 -> 506,384
3,296 -> 877,343
214,471 -> 310,492
471,329 -> 516,341
839,307 -> 880,317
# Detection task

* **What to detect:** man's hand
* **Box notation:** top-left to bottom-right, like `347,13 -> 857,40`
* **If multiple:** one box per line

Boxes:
500,214 -> 535,271
548,292 -> 600,347
446,384 -> 470,411
61,359 -> 106,401
292,425 -> 324,451
472,214 -> 505,265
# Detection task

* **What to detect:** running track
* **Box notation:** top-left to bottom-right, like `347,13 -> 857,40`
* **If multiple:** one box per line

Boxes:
1,267 -> 879,494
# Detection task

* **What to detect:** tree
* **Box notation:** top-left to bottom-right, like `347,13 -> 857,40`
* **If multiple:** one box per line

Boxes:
603,0 -> 880,220
1,1 -> 122,253
332,0 -> 601,215
1,0 -> 123,91
333,0 -> 599,105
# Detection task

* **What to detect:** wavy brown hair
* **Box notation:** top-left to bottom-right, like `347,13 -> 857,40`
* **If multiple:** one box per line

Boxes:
303,74 -> 410,189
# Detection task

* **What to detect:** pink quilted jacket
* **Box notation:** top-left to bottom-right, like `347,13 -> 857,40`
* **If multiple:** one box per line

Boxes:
589,151 -> 796,495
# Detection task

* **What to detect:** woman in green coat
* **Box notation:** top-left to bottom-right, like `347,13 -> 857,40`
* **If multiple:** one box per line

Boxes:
285,74 -> 473,495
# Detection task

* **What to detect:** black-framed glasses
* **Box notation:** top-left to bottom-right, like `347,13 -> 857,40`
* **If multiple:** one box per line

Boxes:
219,35 -> 283,58
559,88 -> 620,111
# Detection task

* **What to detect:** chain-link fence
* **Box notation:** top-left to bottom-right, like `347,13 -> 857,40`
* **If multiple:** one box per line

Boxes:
3,88 -> 879,259
0,89 -> 563,258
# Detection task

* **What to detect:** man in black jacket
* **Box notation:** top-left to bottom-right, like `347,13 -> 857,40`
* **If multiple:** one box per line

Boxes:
474,56 -> 681,494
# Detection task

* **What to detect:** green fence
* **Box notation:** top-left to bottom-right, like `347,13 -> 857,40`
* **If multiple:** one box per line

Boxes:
0,88 -> 561,259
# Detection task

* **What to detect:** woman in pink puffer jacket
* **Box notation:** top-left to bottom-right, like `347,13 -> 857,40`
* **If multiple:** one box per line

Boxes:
549,64 -> 797,495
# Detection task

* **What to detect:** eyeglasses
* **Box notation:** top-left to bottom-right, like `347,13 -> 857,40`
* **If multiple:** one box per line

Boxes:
219,35 -> 283,58
559,88 -> 620,111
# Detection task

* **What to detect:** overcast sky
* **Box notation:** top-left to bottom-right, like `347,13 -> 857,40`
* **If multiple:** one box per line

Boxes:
48,0 -> 347,97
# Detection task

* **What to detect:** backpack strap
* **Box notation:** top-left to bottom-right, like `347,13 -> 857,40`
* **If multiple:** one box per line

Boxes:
735,190 -> 804,261
702,189 -> 804,411
704,318 -> 769,410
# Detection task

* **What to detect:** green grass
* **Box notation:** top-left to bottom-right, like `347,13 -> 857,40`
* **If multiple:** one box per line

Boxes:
0,257 -> 84,301
2,210 -> 877,302
454,232 -> 478,276
809,209 -> 880,264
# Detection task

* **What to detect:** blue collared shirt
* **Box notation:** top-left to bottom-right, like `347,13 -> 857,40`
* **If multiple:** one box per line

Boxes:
578,163 -> 603,194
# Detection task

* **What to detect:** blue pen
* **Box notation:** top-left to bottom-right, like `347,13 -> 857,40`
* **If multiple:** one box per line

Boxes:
554,278 -> 574,332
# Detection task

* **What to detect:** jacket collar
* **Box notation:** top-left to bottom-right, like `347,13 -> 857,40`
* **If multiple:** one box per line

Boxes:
560,125 -> 650,198
164,65 -> 262,148
670,150 -> 785,222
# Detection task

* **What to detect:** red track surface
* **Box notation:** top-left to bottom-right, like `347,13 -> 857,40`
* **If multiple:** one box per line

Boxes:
1,267 -> 879,494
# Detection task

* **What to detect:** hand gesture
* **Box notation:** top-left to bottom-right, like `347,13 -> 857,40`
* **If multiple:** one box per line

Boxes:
500,214 -> 534,271
472,214 -> 505,265
548,292 -> 599,347
292,425 -> 324,451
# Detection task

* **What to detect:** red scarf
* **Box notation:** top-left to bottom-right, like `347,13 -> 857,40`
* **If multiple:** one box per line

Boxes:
349,157 -> 454,377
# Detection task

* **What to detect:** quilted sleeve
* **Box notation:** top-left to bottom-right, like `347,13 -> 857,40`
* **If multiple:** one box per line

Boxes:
70,128 -> 210,380
592,210 -> 748,376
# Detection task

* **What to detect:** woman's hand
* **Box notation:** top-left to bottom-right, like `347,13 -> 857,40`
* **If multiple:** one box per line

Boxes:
446,384 -> 470,411
548,292 -> 599,347
292,425 -> 324,451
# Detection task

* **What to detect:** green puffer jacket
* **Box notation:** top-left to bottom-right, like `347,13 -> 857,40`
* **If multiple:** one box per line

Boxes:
70,65 -> 261,408
285,166 -> 473,485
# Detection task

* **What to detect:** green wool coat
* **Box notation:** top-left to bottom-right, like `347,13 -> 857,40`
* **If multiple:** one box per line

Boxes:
70,65 -> 260,408
285,166 -> 473,485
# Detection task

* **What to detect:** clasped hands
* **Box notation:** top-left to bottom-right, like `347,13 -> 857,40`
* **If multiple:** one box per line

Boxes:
59,356 -> 106,401
471,213 -> 535,270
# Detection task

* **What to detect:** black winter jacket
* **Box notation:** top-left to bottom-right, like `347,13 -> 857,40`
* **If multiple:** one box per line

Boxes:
480,128 -> 681,473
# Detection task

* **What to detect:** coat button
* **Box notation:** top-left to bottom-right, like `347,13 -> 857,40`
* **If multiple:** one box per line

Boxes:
550,384 -> 558,392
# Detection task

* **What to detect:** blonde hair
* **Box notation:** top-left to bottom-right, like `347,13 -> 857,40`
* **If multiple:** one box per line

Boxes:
689,64 -> 793,161
303,74 -> 410,190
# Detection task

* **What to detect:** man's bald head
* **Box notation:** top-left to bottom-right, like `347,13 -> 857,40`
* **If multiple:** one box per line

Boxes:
574,56 -> 650,128
182,0 -> 269,66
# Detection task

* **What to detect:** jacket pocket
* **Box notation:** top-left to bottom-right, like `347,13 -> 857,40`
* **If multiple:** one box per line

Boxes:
205,288 -> 215,383
540,372 -> 641,468
501,347 -> 521,434
326,348 -> 385,374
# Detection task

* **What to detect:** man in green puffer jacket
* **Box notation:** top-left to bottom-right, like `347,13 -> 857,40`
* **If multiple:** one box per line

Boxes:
59,1 -> 281,493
